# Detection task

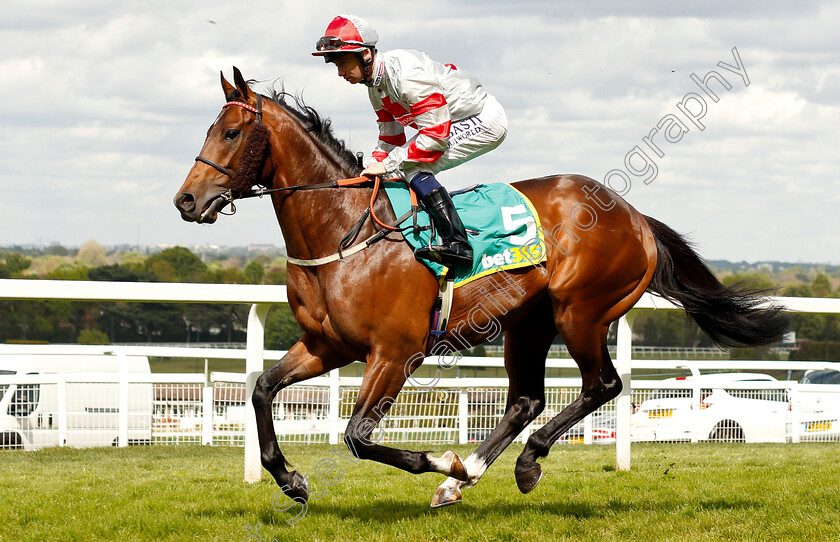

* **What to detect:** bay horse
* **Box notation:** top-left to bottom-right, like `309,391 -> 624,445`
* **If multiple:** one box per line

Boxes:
174,68 -> 788,507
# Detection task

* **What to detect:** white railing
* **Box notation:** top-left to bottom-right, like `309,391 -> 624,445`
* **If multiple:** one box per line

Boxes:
2,279 -> 840,481
0,279 -> 283,482
3,357 -> 839,449
613,294 -> 840,470
481,344 -> 734,359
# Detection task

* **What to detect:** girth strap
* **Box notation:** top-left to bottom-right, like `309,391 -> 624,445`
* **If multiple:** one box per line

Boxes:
426,277 -> 455,355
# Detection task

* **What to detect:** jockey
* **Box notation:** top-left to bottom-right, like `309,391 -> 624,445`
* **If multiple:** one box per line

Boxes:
312,14 -> 508,267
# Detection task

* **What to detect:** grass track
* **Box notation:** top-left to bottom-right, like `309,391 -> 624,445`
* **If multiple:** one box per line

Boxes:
2,443 -> 840,541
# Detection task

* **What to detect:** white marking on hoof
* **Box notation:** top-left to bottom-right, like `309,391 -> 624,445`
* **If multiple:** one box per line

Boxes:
430,484 -> 462,508
460,455 -> 488,489
431,453 -> 490,505
436,475 -> 462,495
428,450 -> 468,481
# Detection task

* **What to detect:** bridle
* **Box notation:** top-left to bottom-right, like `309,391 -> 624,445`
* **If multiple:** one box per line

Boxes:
194,95 -> 390,210
194,95 -> 270,212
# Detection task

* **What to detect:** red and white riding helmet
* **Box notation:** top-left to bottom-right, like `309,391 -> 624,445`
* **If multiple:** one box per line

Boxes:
312,14 -> 379,60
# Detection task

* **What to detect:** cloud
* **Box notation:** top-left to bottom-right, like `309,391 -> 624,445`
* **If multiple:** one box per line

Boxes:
0,0 -> 837,264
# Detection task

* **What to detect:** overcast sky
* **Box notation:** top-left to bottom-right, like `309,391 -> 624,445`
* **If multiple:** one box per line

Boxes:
2,0 -> 838,263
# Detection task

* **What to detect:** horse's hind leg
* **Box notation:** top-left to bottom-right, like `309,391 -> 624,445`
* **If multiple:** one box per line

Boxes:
515,320 -> 621,494
432,297 -> 557,507
253,333 -> 352,501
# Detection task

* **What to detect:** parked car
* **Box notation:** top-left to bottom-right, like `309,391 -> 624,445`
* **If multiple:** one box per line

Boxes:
0,354 -> 153,450
557,411 -> 616,445
631,373 -> 790,443
801,369 -> 840,385
795,368 -> 840,442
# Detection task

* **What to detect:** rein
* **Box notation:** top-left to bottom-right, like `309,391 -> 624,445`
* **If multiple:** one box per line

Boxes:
237,175 -> 409,233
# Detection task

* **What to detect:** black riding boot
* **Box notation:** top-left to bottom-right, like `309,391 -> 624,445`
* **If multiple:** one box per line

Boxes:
414,187 -> 473,267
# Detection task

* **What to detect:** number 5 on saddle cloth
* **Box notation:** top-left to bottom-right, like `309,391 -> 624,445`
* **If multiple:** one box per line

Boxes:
384,182 -> 548,354
384,182 -> 548,287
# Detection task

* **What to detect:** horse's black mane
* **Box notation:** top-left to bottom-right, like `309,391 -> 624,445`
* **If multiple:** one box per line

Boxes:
264,87 -> 363,175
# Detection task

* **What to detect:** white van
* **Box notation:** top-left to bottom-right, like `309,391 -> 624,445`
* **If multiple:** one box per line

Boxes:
0,354 -> 153,450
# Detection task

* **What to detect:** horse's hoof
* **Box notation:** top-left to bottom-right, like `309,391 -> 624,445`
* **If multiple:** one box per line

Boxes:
442,450 -> 469,482
430,485 -> 462,508
281,471 -> 310,503
515,461 -> 543,494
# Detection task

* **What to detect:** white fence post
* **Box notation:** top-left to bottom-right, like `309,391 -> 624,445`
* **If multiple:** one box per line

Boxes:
789,382 -> 800,444
117,350 -> 129,448
615,311 -> 637,471
57,372 -> 67,447
520,422 -> 531,444
329,369 -> 340,445
458,389 -> 469,444
202,368 -> 214,446
244,303 -> 270,484
583,413 -> 593,445
690,365 -> 701,443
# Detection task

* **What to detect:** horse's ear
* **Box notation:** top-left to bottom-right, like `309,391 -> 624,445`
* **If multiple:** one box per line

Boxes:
232,66 -> 250,100
221,71 -> 239,102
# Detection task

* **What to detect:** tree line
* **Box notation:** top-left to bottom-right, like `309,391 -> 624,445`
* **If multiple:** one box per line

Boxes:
631,271 -> 840,360
2,247 -> 839,360
0,246 -> 301,350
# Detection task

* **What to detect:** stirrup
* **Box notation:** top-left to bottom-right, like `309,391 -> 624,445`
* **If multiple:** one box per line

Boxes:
415,243 -> 473,267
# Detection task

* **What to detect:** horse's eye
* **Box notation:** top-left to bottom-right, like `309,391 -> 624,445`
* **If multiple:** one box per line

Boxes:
223,129 -> 240,141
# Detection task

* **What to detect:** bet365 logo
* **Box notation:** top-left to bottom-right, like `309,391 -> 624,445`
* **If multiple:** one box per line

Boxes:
480,205 -> 545,270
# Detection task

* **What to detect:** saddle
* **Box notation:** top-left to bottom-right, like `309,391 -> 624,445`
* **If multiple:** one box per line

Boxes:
383,182 -> 548,355
382,182 -> 547,288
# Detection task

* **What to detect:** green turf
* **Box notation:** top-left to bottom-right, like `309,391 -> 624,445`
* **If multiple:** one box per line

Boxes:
1,443 -> 839,541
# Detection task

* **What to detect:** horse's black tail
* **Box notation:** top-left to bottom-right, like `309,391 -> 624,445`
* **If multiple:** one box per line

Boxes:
644,215 -> 790,349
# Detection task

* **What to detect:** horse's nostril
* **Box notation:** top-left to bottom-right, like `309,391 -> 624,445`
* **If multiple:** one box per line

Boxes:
176,192 -> 196,212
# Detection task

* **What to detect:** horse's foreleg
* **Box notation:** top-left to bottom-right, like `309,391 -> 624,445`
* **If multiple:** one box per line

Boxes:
433,299 -> 556,507
342,357 -> 468,481
515,322 -> 621,494
431,392 -> 546,507
253,334 -> 351,502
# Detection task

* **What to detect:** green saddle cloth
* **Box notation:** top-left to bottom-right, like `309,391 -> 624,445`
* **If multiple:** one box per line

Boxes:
383,182 -> 548,288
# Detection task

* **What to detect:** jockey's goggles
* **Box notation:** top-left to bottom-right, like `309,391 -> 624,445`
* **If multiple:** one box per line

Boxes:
315,36 -> 368,52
